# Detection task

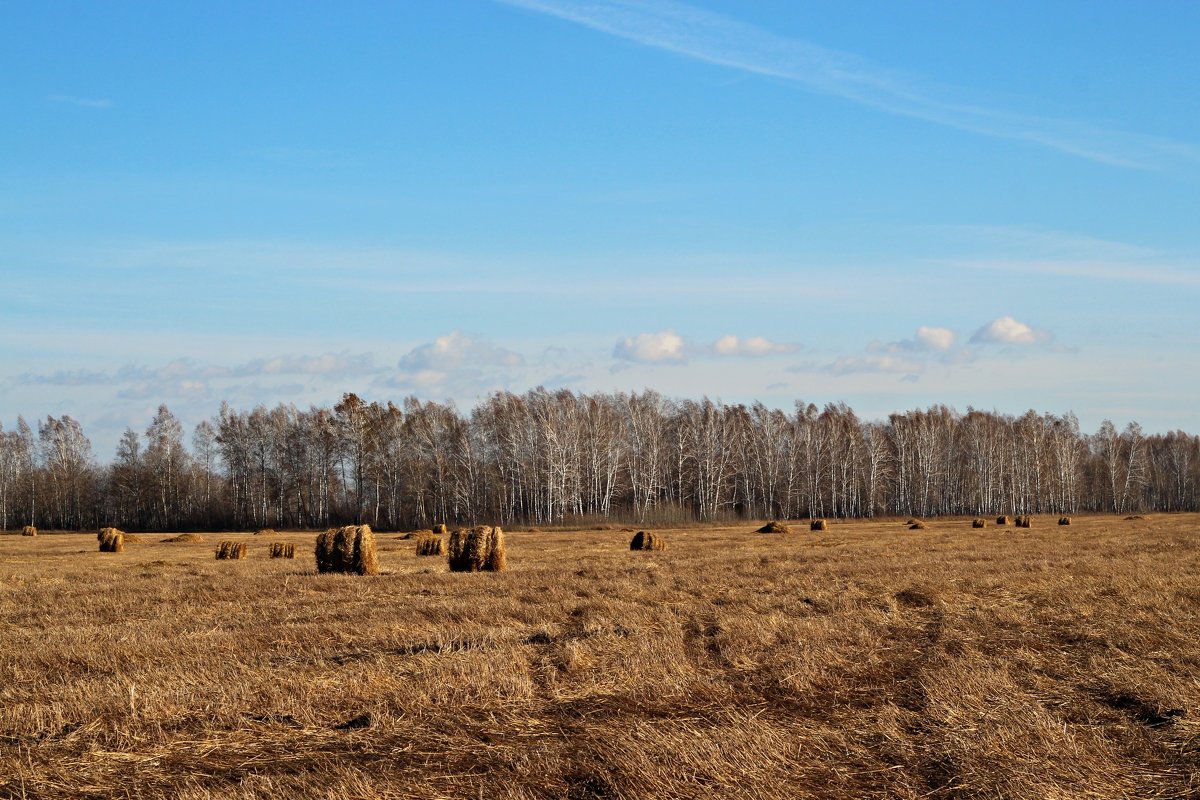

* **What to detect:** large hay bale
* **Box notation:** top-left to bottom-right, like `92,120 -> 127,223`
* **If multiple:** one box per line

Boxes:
1058,516 -> 1072,526
997,515 -> 1012,526
1015,515 -> 1033,528
432,523 -> 448,535
99,529 -> 124,553
909,521 -> 927,530
270,542 -> 296,558
21,525 -> 37,537
215,540 -> 247,560
161,533 -> 205,543
415,534 -> 446,557
972,518 -> 987,529
756,521 -> 790,534
448,525 -> 507,572
98,526 -> 122,541
630,530 -> 666,551
810,519 -> 829,531
315,525 -> 379,575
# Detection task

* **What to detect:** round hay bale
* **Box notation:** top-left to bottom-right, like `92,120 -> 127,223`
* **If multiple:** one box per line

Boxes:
630,530 -> 666,551
909,521 -> 927,530
996,515 -> 1012,526
756,521 -> 790,534
21,525 -> 37,537
971,518 -> 987,529
315,525 -> 378,575
1058,516 -> 1072,526
1015,515 -> 1033,528
448,525 -> 507,572
810,519 -> 829,531
432,523 -> 448,535
415,534 -> 446,557
270,542 -> 296,558
99,530 -> 124,553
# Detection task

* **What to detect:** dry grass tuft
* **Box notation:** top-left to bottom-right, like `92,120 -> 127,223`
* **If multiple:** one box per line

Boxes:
630,530 -> 666,551
1059,516 -> 1072,526
160,533 -> 205,543
972,518 -> 987,528
997,515 -> 1012,525
98,529 -> 123,552
1016,515 -> 1034,528
756,521 -> 790,534
215,541 -> 247,560
21,525 -> 37,537
448,525 -> 508,572
415,534 -> 446,557
810,519 -> 829,531
315,525 -> 379,575
269,542 -> 296,559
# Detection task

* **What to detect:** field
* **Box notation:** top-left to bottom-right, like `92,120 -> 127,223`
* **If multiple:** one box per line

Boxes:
2,516 -> 1198,799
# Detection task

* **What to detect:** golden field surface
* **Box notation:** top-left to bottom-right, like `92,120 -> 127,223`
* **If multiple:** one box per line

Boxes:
1,516 -> 1198,799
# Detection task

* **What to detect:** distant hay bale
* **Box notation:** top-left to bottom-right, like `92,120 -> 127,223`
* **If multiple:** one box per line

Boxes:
215,540 -> 247,560
756,521 -> 790,534
161,533 -> 205,543
972,518 -> 987,528
98,529 -> 124,553
315,525 -> 379,575
1125,515 -> 1149,521
1058,516 -> 1072,526
415,534 -> 446,557
909,521 -> 927,530
1015,515 -> 1033,528
448,525 -> 507,572
97,527 -> 122,541
810,519 -> 829,531
21,525 -> 37,537
255,528 -> 275,536
269,542 -> 295,559
630,530 -> 666,551
997,515 -> 1012,526
905,519 -> 920,526
402,529 -> 433,540
432,523 -> 448,535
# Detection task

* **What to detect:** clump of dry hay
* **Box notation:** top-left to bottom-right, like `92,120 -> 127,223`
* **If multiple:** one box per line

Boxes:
1016,515 -> 1033,528
909,521 -> 927,530
255,528 -> 275,536
1059,516 -> 1072,526
21,525 -> 37,537
123,534 -> 144,543
630,530 -> 666,551
972,518 -> 987,528
315,525 -> 379,575
215,541 -> 247,560
415,534 -> 446,557
97,526 -> 123,541
448,526 -> 507,572
269,542 -> 295,559
432,523 -> 448,535
161,533 -> 205,543
401,529 -> 433,540
810,519 -> 829,531
756,521 -> 790,534
997,515 -> 1012,525
98,529 -> 124,553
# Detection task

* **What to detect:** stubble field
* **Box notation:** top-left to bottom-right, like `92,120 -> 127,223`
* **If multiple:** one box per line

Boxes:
1,515 -> 1198,799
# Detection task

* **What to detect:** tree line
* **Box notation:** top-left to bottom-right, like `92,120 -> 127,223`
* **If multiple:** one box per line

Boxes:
1,390 -> 1196,532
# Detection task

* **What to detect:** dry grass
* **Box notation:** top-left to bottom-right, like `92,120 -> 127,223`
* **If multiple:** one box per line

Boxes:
629,530 -> 666,551
2,515 -> 1199,799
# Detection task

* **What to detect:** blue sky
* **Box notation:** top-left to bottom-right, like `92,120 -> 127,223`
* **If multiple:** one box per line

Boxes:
3,0 -> 1199,455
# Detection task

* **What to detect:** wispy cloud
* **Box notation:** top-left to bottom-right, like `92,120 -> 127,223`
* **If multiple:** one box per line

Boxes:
497,0 -> 1200,169
614,331 -> 800,364
710,335 -> 800,358
47,94 -> 114,109
377,331 -> 527,397
613,330 -> 686,364
970,316 -> 1052,347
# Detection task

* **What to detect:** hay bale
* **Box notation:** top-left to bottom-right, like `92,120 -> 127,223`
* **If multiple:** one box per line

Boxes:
1015,515 -> 1033,528
315,525 -> 379,575
972,518 -> 987,529
1058,516 -> 1072,526
161,533 -> 205,543
124,534 -> 144,544
997,515 -> 1012,526
810,519 -> 829,531
909,521 -> 927,530
21,525 -> 37,537
905,519 -> 920,526
215,540 -> 246,559
270,542 -> 295,558
99,529 -> 124,553
448,525 -> 507,572
756,521 -> 790,534
415,534 -> 446,557
97,526 -> 123,541
432,523 -> 448,535
630,530 -> 666,551
255,528 -> 275,536
1124,515 -> 1149,521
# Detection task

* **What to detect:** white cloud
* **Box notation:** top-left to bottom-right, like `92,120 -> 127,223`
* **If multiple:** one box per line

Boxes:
382,331 -> 526,397
711,335 -> 800,357
397,330 -> 523,372
613,330 -> 686,363
970,316 -> 1050,346
915,326 -> 957,351
496,0 -> 1200,170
